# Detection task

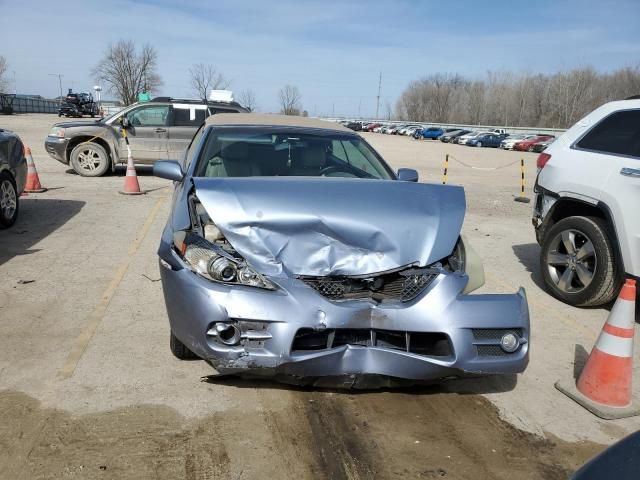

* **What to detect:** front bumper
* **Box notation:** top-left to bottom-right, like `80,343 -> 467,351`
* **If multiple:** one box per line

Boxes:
159,251 -> 530,382
44,136 -> 70,164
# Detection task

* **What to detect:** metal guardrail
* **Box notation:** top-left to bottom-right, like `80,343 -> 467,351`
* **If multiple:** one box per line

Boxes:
319,117 -> 567,136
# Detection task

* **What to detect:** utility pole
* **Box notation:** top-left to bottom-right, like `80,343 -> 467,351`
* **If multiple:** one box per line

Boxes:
48,73 -> 63,108
375,72 -> 382,120
12,71 -> 16,95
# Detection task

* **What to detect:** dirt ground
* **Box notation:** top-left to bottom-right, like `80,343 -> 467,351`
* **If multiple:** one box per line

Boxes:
0,114 -> 638,479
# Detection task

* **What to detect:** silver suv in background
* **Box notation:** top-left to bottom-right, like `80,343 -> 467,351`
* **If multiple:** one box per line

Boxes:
44,96 -> 248,176
533,97 -> 640,306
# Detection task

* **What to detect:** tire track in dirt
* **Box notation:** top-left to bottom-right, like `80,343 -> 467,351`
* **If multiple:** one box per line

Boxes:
301,391 -> 378,480
0,386 -> 605,480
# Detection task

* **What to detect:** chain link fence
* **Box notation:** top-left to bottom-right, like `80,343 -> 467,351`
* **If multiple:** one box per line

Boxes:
0,94 -> 60,114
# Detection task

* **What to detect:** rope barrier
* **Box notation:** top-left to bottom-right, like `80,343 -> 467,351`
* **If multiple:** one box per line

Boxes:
442,153 -> 531,204
447,154 -> 522,171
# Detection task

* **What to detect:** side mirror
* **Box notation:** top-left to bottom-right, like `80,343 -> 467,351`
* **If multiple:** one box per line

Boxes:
397,168 -> 419,182
154,160 -> 184,182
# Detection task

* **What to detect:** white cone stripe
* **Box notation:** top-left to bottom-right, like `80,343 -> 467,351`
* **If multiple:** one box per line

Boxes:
607,299 -> 636,329
595,331 -> 634,358
27,166 -> 37,173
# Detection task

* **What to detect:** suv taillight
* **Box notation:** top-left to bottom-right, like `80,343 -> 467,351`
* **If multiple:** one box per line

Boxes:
537,153 -> 552,169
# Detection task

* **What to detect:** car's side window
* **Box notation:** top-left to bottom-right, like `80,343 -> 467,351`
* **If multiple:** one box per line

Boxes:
575,109 -> 640,159
126,106 -> 169,127
341,140 -> 373,173
331,140 -> 348,162
171,106 -> 207,127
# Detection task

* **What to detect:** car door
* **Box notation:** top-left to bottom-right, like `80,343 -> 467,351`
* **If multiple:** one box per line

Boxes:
167,104 -> 208,161
121,104 -> 170,163
579,108 -> 640,276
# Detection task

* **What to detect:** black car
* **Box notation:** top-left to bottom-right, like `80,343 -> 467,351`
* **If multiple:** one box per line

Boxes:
440,129 -> 471,143
0,129 -> 27,227
531,140 -> 553,153
58,90 -> 99,118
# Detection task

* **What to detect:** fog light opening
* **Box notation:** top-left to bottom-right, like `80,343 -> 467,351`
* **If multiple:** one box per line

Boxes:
215,323 -> 242,346
500,333 -> 519,353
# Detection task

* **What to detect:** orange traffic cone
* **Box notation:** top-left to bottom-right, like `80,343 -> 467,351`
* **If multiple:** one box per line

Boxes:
118,145 -> 144,195
556,279 -> 638,419
24,146 -> 47,193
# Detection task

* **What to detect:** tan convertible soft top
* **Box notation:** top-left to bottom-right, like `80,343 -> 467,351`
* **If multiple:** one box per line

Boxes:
205,113 -> 352,132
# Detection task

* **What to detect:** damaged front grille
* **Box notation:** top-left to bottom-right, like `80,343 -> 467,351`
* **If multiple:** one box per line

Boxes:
291,328 -> 452,358
301,267 -> 439,303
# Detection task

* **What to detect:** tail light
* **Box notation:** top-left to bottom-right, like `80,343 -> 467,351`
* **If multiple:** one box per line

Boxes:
537,153 -> 552,169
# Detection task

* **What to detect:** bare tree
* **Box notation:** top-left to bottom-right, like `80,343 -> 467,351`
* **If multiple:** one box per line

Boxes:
278,85 -> 302,115
396,66 -> 640,128
189,63 -> 230,99
92,40 -> 162,105
0,56 -> 8,94
237,89 -> 258,111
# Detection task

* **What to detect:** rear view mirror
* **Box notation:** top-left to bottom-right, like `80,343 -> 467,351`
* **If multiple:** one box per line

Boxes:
397,168 -> 419,182
154,160 -> 184,182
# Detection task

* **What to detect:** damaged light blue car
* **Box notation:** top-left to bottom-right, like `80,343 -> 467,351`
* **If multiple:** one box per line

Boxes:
154,114 -> 529,387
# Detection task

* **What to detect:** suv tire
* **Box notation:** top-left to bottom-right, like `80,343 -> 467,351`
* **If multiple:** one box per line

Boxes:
0,172 -> 19,228
170,332 -> 199,360
540,216 -> 622,307
70,142 -> 110,177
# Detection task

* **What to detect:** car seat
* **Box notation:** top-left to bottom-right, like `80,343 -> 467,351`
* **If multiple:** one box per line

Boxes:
204,142 -> 260,177
289,144 -> 326,176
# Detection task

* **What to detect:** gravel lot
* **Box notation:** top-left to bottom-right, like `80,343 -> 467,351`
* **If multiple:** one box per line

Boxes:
0,114 -> 638,479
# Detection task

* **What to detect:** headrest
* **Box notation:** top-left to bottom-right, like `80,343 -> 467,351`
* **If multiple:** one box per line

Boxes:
300,145 -> 325,168
222,142 -> 249,160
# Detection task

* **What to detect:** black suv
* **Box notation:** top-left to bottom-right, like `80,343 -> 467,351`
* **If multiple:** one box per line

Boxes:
45,97 -> 248,176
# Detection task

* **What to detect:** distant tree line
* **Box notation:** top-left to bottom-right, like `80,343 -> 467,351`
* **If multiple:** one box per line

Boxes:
395,66 -> 640,129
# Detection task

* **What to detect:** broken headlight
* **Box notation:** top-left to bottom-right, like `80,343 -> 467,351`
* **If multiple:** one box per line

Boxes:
175,231 -> 275,290
447,238 -> 466,272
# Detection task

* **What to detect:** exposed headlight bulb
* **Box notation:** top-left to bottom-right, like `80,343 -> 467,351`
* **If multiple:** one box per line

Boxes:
208,256 -> 238,282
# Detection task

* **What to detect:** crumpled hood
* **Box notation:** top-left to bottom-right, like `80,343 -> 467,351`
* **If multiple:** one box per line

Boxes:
192,177 -> 466,277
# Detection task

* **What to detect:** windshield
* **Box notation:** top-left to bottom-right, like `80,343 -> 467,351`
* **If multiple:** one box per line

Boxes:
101,108 -> 126,124
194,129 -> 394,180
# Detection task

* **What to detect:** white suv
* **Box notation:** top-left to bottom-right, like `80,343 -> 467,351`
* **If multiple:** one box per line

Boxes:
533,97 -> 640,306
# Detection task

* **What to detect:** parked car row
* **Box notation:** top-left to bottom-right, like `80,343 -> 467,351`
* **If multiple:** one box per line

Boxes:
420,128 -> 555,151
337,119 -> 557,152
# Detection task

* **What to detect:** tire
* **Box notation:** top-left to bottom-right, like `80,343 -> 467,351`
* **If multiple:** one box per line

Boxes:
70,142 -> 110,177
477,142 -> 482,148
0,172 -> 19,228
540,216 -> 622,307
170,332 -> 199,360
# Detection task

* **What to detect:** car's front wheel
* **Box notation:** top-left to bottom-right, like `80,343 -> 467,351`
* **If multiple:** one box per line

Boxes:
170,332 -> 199,360
70,142 -> 110,177
540,216 -> 621,307
476,142 -> 482,147
0,172 -> 19,228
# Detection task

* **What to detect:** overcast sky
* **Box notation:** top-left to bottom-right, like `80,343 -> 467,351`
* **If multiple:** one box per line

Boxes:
2,0 -> 639,116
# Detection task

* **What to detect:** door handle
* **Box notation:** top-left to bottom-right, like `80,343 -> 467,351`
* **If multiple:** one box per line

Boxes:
155,128 -> 167,133
620,167 -> 640,178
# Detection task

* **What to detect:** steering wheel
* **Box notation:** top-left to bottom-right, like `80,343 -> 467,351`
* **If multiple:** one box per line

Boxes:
320,165 -> 354,177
